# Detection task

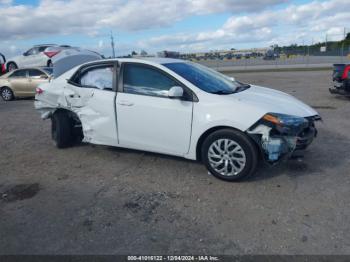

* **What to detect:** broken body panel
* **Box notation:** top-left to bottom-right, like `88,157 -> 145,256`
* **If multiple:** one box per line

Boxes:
35,58 -> 320,164
247,115 -> 319,162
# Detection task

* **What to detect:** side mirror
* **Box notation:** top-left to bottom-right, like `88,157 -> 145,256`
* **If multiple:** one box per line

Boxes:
168,86 -> 184,98
40,74 -> 48,79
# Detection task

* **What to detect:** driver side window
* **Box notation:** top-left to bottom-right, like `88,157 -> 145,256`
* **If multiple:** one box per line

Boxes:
123,63 -> 178,97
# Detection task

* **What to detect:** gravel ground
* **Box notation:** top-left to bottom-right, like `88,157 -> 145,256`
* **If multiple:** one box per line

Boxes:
0,70 -> 350,255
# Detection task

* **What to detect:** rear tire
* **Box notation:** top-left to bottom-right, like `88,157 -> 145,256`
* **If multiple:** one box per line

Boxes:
201,129 -> 258,181
1,87 -> 14,101
7,62 -> 17,72
51,111 -> 74,148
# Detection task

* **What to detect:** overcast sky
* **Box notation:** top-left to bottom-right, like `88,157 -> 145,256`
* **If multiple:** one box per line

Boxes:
0,0 -> 349,57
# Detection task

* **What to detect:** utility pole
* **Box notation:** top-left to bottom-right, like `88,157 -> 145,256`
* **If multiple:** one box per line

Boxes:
344,27 -> 346,40
341,28 -> 346,62
110,31 -> 116,58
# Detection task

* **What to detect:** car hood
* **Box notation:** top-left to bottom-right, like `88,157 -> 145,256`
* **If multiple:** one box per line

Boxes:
231,85 -> 318,117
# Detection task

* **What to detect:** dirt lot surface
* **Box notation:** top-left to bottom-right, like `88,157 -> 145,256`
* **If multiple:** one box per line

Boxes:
0,70 -> 349,255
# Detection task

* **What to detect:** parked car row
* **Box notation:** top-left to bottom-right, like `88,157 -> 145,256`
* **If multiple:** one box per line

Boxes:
0,44 -> 103,101
0,46 -> 331,182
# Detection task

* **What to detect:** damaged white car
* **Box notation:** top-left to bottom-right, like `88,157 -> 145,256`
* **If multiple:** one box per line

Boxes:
35,58 -> 321,181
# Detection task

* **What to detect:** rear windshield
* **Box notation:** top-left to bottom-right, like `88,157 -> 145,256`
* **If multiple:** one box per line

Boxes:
334,64 -> 345,72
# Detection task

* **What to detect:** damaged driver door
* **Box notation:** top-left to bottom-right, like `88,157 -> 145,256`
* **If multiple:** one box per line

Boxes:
65,62 -> 118,146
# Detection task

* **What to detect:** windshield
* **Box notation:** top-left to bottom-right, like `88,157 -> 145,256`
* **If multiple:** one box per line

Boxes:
164,62 -> 248,94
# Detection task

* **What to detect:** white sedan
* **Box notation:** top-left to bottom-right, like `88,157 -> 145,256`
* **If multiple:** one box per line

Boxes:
34,58 -> 320,181
6,45 -> 64,71
5,45 -> 102,73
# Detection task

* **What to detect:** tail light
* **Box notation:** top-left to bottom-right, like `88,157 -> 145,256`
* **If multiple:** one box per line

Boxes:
44,50 -> 60,58
341,65 -> 350,80
36,87 -> 44,94
1,64 -> 5,73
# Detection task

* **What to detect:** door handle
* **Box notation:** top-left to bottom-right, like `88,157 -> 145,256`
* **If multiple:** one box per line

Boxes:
117,100 -> 134,106
69,94 -> 80,98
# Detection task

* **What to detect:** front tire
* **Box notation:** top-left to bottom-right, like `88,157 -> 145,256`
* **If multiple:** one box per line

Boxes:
51,111 -> 74,148
1,87 -> 14,101
201,129 -> 258,181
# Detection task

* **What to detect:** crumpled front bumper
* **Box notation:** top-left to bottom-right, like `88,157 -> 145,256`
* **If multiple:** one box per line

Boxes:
247,115 -> 320,163
295,124 -> 317,150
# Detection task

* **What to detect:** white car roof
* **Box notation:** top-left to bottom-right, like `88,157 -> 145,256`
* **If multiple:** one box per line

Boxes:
82,57 -> 186,66
54,57 -> 187,79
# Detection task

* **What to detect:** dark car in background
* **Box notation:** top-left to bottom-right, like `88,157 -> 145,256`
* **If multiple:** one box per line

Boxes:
0,53 -> 6,75
330,64 -> 350,96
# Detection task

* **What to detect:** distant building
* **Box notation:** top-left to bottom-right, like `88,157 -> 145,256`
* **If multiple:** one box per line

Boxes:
157,50 -> 180,58
180,47 -> 269,60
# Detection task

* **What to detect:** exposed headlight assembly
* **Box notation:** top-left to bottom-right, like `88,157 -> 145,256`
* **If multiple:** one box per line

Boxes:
263,113 -> 308,127
262,113 -> 309,135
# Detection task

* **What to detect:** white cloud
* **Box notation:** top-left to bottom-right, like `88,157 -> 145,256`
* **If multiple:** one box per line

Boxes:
0,0 -> 286,40
137,0 -> 350,52
0,0 -> 349,56
0,0 -> 12,5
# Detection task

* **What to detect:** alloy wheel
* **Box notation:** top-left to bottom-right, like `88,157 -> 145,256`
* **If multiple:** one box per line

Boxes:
2,88 -> 13,101
208,138 -> 246,176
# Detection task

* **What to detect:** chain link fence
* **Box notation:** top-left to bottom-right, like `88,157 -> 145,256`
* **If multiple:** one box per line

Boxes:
181,33 -> 350,70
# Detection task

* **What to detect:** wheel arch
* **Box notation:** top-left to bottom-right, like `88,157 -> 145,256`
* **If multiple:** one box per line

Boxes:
0,85 -> 16,97
195,125 -> 262,162
196,126 -> 240,161
6,61 -> 17,71
52,108 -> 83,139
52,108 -> 81,124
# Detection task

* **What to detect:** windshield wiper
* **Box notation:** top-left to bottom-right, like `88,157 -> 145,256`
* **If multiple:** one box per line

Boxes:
211,90 -> 234,95
234,83 -> 251,93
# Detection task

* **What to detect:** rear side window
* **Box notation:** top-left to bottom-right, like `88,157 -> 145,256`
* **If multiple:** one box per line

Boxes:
79,66 -> 114,90
123,63 -> 178,97
26,48 -> 39,56
10,70 -> 27,78
28,69 -> 46,78
38,46 -> 50,52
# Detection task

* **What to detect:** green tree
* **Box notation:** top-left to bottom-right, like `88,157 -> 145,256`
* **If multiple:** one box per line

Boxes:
345,32 -> 350,41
